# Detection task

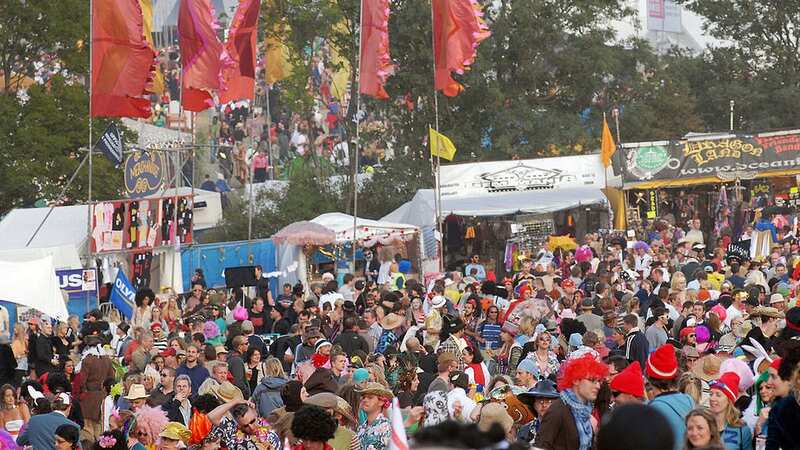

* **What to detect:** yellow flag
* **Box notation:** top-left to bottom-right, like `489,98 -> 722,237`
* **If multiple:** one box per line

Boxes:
430,128 -> 457,161
265,36 -> 292,85
600,115 -> 616,168
139,0 -> 164,94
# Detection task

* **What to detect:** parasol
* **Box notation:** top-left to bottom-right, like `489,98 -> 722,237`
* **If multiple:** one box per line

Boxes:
272,221 -> 336,246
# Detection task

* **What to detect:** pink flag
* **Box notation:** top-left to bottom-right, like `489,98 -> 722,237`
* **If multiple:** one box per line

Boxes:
218,0 -> 260,104
178,0 -> 229,110
359,0 -> 394,99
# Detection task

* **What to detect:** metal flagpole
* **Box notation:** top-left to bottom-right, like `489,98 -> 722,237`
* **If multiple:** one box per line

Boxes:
87,0 -> 94,269
430,0 -> 444,272
28,154 -> 90,247
351,0 -> 364,272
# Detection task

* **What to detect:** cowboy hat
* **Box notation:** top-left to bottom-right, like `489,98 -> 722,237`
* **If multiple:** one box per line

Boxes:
380,313 -> 404,330
209,381 -> 244,403
356,382 -> 394,399
692,354 -> 722,382
124,384 -> 148,400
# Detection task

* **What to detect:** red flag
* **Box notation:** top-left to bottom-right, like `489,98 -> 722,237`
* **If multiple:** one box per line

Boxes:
182,87 -> 215,112
91,0 -> 156,118
219,0 -> 261,104
432,0 -> 490,97
359,0 -> 394,99
178,0 -> 228,110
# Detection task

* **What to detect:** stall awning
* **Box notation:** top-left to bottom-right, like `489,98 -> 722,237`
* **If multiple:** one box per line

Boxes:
311,213 -> 418,245
382,187 -> 608,228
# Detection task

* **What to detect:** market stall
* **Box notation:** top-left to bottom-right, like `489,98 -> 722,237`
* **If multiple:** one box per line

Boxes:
614,129 -> 800,251
384,154 -> 622,274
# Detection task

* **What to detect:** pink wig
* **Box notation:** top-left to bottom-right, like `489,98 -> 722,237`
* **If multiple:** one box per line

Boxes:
135,405 -> 169,446
203,321 -> 220,340
575,246 -> 593,263
233,305 -> 249,321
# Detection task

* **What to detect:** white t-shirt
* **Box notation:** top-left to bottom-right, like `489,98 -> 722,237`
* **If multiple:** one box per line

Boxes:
725,304 -> 744,328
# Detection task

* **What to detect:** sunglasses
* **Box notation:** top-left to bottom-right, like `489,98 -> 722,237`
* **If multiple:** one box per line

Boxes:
238,417 -> 257,429
137,431 -> 149,437
160,372 -> 170,377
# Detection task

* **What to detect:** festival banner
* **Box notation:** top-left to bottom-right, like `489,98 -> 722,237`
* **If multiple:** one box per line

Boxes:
615,130 -> 800,184
56,269 -> 98,299
178,0 -> 229,110
359,0 -> 393,99
432,0 -> 490,96
109,269 -> 136,319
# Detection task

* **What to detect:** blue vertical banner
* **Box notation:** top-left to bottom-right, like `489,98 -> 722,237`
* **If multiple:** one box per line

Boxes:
109,270 -> 136,319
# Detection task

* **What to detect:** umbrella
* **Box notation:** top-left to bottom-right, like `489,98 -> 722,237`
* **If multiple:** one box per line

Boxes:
272,221 -> 336,246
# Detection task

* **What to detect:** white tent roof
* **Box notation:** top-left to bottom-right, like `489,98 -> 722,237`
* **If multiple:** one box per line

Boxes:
311,213 -> 418,243
0,256 -> 70,320
382,187 -> 608,228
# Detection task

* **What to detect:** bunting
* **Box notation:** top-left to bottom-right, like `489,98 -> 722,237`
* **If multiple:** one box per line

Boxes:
218,0 -> 261,104
432,0 -> 491,97
91,0 -> 157,118
358,0 -> 394,99
178,0 -> 229,111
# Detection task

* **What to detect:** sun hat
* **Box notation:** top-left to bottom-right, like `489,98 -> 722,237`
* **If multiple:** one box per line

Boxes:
518,379 -> 559,402
356,382 -> 394,399
610,361 -> 645,399
770,293 -> 785,304
477,403 -> 514,433
159,422 -> 191,443
214,345 -> 228,355
752,306 -> 784,319
692,354 -> 722,382
209,381 -> 244,403
710,372 -> 740,404
568,333 -> 583,348
646,344 -> 678,380
380,313 -> 404,330
305,392 -> 357,424
124,384 -> 148,400
716,333 -> 737,354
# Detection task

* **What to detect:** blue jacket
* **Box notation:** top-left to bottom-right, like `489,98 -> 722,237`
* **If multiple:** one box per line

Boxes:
17,412 -> 79,450
176,363 -> 210,392
722,424 -> 753,450
252,376 -> 288,417
648,392 -> 694,450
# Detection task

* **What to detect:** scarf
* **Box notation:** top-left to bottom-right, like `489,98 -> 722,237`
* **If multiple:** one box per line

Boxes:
561,389 -> 593,450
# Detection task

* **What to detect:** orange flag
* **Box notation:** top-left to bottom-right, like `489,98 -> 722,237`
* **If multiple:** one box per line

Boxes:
432,0 -> 490,97
601,115 -> 616,168
218,0 -> 261,104
359,0 -> 394,99
91,0 -> 156,118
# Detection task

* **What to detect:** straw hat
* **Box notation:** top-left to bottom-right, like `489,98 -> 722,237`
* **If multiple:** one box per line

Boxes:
477,403 -> 514,433
356,382 -> 394,399
124,384 -> 148,400
380,313 -> 404,330
209,381 -> 244,403
159,422 -> 191,443
692,354 -> 722,382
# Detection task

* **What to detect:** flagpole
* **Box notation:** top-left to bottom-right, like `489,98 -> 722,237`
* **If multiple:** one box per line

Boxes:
352,0 -> 364,272
430,0 -> 444,272
87,0 -> 94,270
247,81 -> 259,242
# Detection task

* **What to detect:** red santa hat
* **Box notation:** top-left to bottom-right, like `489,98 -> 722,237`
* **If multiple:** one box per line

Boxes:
710,372 -> 740,403
610,361 -> 645,399
646,344 -> 678,380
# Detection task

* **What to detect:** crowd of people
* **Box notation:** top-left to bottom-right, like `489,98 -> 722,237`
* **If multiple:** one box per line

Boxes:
1,217 -> 800,450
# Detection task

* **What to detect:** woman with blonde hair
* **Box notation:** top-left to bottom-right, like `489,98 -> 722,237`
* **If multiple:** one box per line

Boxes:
162,296 -> 181,332
11,324 -> 27,381
685,408 -> 725,450
671,271 -> 687,293
708,373 -> 753,450
678,372 -> 703,405
365,363 -> 388,388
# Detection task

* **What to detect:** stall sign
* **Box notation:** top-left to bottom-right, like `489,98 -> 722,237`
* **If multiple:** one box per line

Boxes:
750,181 -> 771,199
646,190 -> 659,219
726,240 -> 751,265
775,188 -> 800,208
56,269 -> 97,298
440,154 -> 606,198
616,130 -> 800,183
124,150 -> 164,198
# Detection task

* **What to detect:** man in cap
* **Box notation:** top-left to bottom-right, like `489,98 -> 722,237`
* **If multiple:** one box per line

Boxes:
769,292 -> 787,313
577,298 -> 603,334
354,383 -> 394,450
437,317 -> 467,371
646,344 -> 694,450
515,359 -> 538,389
745,306 -> 784,353
610,361 -> 645,404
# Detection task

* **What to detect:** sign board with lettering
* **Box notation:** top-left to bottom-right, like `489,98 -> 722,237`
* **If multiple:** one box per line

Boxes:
615,130 -> 800,185
124,150 -> 164,198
